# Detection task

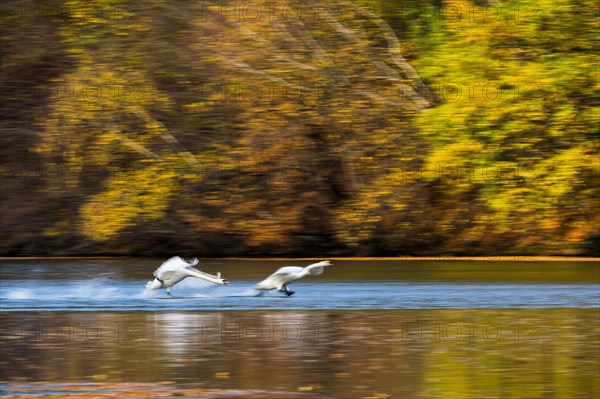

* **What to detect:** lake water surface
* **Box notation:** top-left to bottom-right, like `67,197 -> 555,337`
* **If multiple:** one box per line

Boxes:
1,259 -> 598,398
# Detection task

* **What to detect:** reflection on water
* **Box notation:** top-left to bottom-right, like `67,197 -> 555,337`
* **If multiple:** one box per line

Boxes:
1,310 -> 599,398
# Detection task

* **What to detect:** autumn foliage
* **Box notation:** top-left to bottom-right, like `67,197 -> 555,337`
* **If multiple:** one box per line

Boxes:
1,0 -> 598,256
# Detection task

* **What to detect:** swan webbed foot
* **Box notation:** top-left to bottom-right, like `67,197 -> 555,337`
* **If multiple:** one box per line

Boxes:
278,285 -> 294,296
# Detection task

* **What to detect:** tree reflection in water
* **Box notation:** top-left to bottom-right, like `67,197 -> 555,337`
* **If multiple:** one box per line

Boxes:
1,309 -> 598,398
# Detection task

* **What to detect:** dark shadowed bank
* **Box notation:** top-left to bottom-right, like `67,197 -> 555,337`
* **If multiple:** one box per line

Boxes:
1,0 -> 598,257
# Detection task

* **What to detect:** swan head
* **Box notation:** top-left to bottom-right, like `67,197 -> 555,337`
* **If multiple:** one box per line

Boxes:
313,261 -> 333,267
216,272 -> 230,285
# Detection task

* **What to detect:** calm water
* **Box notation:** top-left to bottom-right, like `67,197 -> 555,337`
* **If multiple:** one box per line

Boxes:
1,259 -> 599,398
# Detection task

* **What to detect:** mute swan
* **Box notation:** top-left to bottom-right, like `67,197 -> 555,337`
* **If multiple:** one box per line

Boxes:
146,256 -> 230,296
255,261 -> 333,296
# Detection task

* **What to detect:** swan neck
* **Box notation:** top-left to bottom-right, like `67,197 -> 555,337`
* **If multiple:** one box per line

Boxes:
185,268 -> 221,283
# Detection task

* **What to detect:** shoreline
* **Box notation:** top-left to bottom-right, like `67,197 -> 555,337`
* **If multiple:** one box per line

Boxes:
1,256 -> 598,262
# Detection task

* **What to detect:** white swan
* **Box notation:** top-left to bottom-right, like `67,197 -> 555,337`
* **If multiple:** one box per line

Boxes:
146,256 -> 230,296
254,261 -> 333,296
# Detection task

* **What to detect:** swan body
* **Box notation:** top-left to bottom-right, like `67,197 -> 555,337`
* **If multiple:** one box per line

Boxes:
146,256 -> 229,296
255,261 -> 332,296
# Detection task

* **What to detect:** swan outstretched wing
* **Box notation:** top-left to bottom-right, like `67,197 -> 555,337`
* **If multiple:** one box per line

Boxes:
174,275 -> 218,290
255,261 -> 332,290
255,266 -> 303,289
168,267 -> 224,290
154,256 -> 198,277
304,261 -> 332,276
179,266 -> 221,289
187,266 -> 221,280
265,266 -> 304,279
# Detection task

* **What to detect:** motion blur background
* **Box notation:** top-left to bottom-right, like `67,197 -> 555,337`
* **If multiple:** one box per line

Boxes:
1,0 -> 598,257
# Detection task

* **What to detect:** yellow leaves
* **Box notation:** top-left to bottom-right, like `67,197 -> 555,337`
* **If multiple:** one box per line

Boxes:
43,228 -> 61,238
236,210 -> 300,249
390,202 -> 406,212
43,221 -> 73,238
144,121 -> 162,133
80,164 -> 178,241
535,147 -> 587,200
363,393 -> 389,399
333,197 -> 383,246
426,142 -> 483,171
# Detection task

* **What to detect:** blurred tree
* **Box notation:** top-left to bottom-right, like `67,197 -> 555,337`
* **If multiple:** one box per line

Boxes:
1,0 -> 598,256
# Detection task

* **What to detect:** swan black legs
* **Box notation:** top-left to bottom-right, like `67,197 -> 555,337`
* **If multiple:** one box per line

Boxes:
279,285 -> 295,296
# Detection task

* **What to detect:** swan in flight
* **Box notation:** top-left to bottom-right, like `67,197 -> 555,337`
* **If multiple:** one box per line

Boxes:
255,261 -> 333,296
146,256 -> 230,296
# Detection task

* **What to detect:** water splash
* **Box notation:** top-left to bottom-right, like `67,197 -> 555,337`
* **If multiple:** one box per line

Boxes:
6,289 -> 33,300
2,279 -> 125,301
